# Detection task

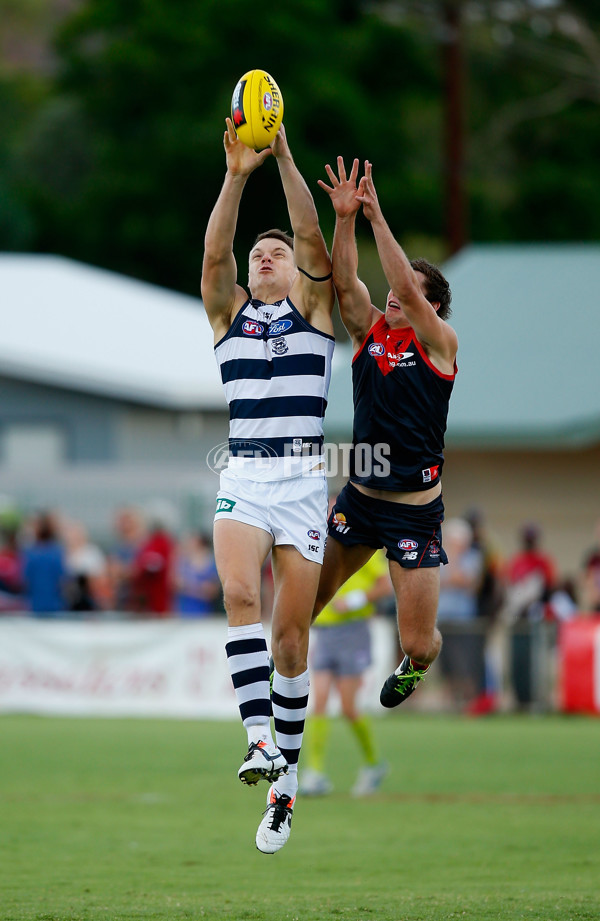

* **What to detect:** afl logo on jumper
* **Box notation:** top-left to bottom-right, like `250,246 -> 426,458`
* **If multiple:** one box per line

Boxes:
398,539 -> 418,551
268,319 -> 293,336
242,320 -> 264,337
368,342 -> 385,357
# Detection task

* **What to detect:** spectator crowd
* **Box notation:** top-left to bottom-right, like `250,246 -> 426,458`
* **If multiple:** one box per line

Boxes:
0,504 -> 222,618
1,500 -> 599,713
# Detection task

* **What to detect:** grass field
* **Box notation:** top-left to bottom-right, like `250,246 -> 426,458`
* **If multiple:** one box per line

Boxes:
1,713 -> 599,921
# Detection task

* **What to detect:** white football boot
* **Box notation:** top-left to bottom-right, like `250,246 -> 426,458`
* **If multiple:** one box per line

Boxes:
238,741 -> 288,786
351,761 -> 389,796
299,769 -> 333,796
255,785 -> 295,854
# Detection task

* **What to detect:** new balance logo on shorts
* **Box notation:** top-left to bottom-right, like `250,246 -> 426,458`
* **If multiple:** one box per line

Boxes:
216,497 -> 236,513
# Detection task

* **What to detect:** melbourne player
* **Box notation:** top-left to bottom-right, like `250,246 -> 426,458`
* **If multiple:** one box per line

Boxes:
317,157 -> 458,707
201,120 -> 334,853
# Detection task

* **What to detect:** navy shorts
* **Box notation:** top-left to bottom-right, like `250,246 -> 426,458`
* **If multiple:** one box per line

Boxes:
328,482 -> 448,568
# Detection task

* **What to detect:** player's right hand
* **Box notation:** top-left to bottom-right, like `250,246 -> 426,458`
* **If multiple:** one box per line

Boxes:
318,156 -> 361,218
224,117 -> 272,176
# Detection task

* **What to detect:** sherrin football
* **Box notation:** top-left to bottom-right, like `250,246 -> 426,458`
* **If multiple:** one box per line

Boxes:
231,70 -> 284,151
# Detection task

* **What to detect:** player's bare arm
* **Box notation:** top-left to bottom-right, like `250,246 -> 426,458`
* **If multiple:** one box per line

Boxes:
319,157 -> 380,349
271,125 -> 334,333
201,118 -> 272,341
357,161 -> 458,371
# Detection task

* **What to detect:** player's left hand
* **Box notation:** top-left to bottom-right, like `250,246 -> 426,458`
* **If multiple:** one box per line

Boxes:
271,123 -> 291,159
355,161 -> 382,222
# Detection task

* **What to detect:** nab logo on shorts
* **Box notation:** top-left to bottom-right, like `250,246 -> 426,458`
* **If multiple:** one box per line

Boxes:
368,342 -> 385,357
398,539 -> 418,551
242,320 -> 264,337
307,529 -> 321,540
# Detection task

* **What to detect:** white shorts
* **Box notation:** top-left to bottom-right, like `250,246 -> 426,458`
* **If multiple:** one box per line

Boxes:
214,468 -> 328,564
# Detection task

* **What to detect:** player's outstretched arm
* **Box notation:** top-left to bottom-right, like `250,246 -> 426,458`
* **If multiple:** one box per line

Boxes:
319,157 -> 379,349
356,161 -> 457,363
201,118 -> 272,339
271,126 -> 334,323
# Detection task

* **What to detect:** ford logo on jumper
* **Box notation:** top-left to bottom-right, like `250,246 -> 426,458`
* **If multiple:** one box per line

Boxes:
268,319 -> 293,336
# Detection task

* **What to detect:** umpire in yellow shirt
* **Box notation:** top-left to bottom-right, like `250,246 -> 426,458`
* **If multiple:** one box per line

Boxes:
300,551 -> 392,796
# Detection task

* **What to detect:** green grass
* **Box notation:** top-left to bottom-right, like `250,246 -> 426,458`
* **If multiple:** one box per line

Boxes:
1,713 -> 599,921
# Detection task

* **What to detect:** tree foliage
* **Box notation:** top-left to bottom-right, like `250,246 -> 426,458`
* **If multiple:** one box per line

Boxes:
1,0 -> 599,295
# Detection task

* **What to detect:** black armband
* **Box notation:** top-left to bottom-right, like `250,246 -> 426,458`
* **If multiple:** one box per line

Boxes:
298,266 -> 333,282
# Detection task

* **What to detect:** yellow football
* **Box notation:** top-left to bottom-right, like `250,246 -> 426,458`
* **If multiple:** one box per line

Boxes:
231,70 -> 284,151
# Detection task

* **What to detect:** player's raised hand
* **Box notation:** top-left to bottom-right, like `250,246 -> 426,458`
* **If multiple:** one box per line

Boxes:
270,123 -> 291,160
318,156 -> 361,218
224,117 -> 272,176
355,161 -> 382,223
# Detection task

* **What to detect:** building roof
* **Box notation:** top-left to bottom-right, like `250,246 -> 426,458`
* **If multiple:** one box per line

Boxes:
1,254 -> 227,410
325,244 -> 600,449
5,245 -> 600,447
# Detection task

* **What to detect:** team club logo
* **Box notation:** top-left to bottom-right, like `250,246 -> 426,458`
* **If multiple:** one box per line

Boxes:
268,319 -> 292,336
398,539 -> 418,551
307,529 -> 321,541
368,342 -> 385,357
271,336 -> 289,355
242,320 -> 264,337
429,539 -> 441,557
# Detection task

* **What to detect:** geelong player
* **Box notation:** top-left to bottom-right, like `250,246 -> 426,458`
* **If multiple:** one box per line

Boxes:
201,121 -> 335,853
317,157 -> 458,707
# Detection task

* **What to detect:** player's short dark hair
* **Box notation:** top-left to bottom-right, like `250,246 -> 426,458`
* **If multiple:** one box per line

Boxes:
253,229 -> 294,251
411,258 -> 452,320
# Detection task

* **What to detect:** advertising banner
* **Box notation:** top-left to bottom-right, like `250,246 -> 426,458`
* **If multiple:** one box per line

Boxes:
0,616 -> 396,718
558,616 -> 600,714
